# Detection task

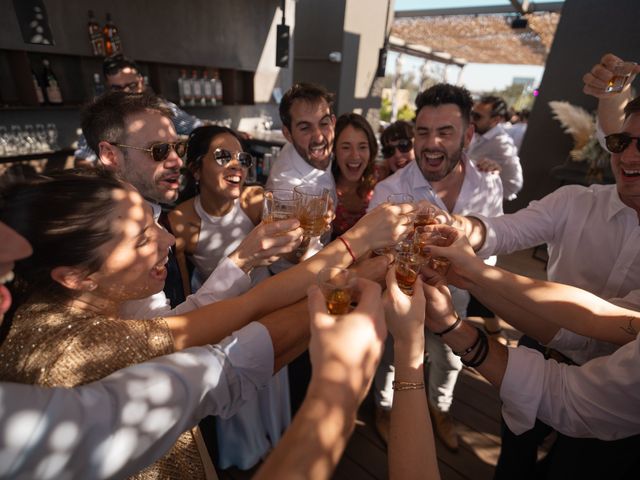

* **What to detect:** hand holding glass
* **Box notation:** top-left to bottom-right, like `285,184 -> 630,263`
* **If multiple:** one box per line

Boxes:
318,267 -> 356,315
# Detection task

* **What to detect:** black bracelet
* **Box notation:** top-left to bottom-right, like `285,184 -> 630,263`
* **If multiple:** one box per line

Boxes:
453,327 -> 481,357
462,328 -> 490,368
433,313 -> 462,337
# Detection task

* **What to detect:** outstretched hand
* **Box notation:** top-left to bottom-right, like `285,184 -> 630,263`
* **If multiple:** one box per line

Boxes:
583,53 -> 640,99
306,278 -> 386,406
228,219 -> 303,273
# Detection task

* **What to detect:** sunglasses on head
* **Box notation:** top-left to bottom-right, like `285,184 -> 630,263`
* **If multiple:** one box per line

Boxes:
605,133 -> 640,154
212,148 -> 254,168
114,141 -> 188,162
382,139 -> 412,158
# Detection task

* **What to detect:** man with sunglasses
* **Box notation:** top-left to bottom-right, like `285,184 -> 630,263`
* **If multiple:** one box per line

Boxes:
445,81 -> 640,479
81,91 -> 266,319
74,54 -> 202,167
468,95 -> 523,201
380,120 -> 416,173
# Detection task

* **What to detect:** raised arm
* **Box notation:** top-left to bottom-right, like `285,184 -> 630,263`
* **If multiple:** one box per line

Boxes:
383,268 -> 440,480
425,225 -> 640,346
255,279 -> 386,480
582,52 -> 640,135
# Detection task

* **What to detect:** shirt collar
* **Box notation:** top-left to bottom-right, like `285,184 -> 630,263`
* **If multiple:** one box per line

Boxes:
608,186 -> 638,221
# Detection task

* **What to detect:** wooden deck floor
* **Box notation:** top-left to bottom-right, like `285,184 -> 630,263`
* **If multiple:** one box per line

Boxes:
219,247 -> 549,480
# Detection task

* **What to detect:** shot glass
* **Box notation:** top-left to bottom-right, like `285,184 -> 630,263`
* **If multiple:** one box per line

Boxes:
294,185 -> 330,237
395,252 -> 423,296
387,193 -> 415,205
414,204 -> 439,228
262,189 -> 298,223
317,267 -> 356,315
413,227 -> 451,275
606,61 -> 637,94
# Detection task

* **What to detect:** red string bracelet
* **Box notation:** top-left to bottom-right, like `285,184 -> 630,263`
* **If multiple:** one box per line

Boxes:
338,236 -> 357,266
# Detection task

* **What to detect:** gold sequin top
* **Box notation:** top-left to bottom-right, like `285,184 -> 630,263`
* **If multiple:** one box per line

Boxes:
0,299 -> 207,479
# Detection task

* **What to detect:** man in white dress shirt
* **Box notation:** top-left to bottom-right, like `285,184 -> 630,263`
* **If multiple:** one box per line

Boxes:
468,95 -> 523,201
449,92 -> 640,478
266,82 -> 337,205
369,83 -> 503,450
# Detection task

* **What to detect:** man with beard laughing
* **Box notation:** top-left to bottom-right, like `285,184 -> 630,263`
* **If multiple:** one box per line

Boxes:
368,83 -> 503,450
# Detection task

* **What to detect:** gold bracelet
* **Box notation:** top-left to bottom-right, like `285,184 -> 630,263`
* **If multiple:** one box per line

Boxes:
392,380 -> 425,391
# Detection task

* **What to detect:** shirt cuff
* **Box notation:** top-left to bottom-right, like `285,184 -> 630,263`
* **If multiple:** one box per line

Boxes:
470,214 -> 497,258
182,257 -> 252,310
500,346 -> 546,435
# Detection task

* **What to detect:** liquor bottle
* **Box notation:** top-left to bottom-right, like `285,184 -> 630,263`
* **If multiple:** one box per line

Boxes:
92,73 -> 105,97
201,70 -> 213,106
103,13 -> 122,56
213,70 -> 223,105
42,59 -> 63,105
190,70 -> 202,107
32,69 -> 45,105
177,69 -> 187,106
87,10 -> 105,56
180,69 -> 193,107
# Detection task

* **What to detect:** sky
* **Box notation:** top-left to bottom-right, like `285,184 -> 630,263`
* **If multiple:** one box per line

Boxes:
389,0 -> 563,93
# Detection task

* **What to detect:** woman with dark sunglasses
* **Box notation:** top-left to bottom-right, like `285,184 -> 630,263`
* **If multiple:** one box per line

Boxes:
380,120 -> 416,173
330,113 -> 380,238
168,125 -> 301,471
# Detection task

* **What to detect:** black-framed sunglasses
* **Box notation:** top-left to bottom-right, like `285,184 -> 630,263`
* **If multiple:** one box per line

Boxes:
213,148 -> 254,168
382,139 -> 413,158
605,133 -> 640,154
114,141 -> 188,162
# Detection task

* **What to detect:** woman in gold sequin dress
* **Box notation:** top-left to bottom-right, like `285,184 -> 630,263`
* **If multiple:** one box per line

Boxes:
0,169 -> 409,478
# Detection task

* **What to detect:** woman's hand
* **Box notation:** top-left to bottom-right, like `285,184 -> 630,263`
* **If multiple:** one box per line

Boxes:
228,219 -> 303,273
306,278 -> 386,406
419,224 -> 485,290
344,202 -> 416,253
383,267 -> 425,351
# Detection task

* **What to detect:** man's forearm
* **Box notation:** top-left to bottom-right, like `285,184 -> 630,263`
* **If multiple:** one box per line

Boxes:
255,383 -> 358,480
598,86 -> 632,135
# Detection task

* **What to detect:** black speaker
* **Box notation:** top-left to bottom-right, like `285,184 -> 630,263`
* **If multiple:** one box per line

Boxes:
276,24 -> 290,68
376,47 -> 388,77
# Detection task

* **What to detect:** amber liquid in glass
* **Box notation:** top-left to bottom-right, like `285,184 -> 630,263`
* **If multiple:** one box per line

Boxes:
396,263 -> 419,295
430,256 -> 451,276
326,289 -> 352,315
414,214 -> 438,229
299,213 -> 325,236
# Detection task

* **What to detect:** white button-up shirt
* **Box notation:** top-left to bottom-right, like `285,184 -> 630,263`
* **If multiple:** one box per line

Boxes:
467,124 -> 523,201
369,157 -> 503,314
477,184 -> 640,301
500,333 -> 640,441
0,322 -> 272,479
266,142 -> 337,205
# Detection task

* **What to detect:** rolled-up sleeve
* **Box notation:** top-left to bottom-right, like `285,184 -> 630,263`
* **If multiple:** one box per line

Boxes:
0,322 -> 273,480
500,338 -> 640,440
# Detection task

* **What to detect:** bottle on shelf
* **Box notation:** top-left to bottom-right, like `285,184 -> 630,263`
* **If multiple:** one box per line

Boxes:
201,70 -> 213,106
178,69 -> 193,107
31,69 -> 45,105
103,13 -> 122,56
42,59 -> 63,105
177,69 -> 187,106
213,70 -> 224,105
190,70 -> 202,107
92,73 -> 105,97
87,10 -> 105,56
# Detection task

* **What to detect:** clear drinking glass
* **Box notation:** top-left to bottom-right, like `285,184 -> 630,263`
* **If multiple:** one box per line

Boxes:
294,185 -> 330,237
606,61 -> 637,93
262,189 -> 298,223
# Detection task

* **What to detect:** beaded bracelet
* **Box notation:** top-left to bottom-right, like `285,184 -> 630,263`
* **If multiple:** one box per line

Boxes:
392,380 -> 425,391
338,236 -> 357,266
433,312 -> 462,337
